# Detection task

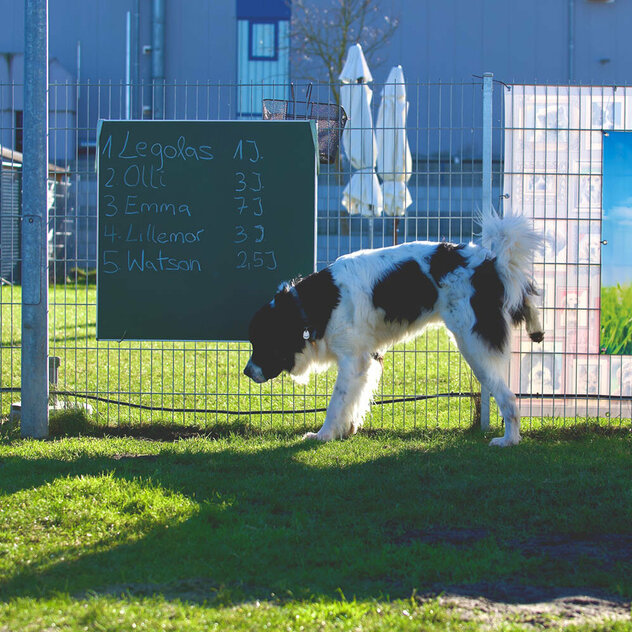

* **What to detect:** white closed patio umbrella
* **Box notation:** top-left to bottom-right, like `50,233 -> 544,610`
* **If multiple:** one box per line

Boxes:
376,65 -> 412,244
339,43 -> 382,246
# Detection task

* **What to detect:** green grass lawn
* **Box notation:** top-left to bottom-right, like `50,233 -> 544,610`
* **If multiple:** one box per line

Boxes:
2,286 -> 632,629
0,429 -> 630,630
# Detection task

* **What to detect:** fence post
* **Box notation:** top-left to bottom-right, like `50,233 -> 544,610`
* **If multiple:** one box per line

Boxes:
480,72 -> 494,432
21,0 -> 49,438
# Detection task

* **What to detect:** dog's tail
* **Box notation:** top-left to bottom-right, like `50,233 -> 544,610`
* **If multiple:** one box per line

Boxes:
480,209 -> 543,314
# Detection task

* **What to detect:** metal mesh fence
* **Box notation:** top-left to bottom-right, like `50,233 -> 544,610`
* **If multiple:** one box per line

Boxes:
0,79 -> 629,433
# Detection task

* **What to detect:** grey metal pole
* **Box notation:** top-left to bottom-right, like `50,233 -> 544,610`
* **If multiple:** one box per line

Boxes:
568,0 -> 575,82
125,11 -> 131,120
21,0 -> 49,438
152,0 -> 165,119
132,0 -> 140,118
480,72 -> 493,432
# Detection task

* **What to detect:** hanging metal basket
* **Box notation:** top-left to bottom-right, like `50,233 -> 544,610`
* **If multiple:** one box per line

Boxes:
263,84 -> 348,165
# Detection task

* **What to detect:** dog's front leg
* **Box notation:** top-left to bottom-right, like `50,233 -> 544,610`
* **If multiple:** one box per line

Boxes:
304,354 -> 379,441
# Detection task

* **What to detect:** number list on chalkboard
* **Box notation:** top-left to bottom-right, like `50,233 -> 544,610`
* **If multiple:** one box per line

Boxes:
97,120 -> 317,341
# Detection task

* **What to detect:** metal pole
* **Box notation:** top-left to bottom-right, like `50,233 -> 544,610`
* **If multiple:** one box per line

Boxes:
480,72 -> 493,432
132,0 -> 140,118
21,0 -> 49,438
568,0 -> 575,82
125,11 -> 131,120
152,0 -> 165,119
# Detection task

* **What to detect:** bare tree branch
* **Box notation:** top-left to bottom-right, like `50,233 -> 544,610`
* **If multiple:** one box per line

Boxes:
289,0 -> 400,104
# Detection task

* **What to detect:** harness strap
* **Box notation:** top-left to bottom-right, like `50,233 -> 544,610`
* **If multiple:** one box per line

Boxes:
287,285 -> 316,342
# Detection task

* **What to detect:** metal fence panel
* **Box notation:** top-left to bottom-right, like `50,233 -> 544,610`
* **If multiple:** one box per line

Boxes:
1,79 -> 629,433
504,84 -> 632,424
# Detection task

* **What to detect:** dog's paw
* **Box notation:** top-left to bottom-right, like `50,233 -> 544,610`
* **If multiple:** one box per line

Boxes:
303,431 -> 332,442
489,436 -> 521,447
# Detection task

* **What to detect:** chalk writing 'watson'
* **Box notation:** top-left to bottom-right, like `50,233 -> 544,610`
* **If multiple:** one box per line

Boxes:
127,249 -> 202,272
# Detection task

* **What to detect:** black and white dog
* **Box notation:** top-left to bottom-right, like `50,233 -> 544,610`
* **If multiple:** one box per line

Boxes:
244,211 -> 543,446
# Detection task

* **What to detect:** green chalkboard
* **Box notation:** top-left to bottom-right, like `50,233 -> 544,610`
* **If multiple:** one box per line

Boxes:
96,120 -> 317,341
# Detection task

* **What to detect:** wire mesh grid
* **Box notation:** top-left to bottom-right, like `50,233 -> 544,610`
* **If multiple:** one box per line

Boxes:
0,79 -> 629,433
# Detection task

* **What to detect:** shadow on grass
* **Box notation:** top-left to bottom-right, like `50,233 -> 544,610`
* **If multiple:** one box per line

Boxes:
34,408 -> 632,443
0,418 -> 631,607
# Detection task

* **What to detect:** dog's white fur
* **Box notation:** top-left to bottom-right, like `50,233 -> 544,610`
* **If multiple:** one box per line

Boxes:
248,211 -> 543,446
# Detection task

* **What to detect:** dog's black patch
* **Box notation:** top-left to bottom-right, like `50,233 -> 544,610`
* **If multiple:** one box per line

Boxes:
429,242 -> 466,284
470,258 -> 507,351
371,352 -> 384,367
509,301 -> 530,327
247,292 -> 305,380
247,268 -> 340,382
295,267 -> 341,339
372,259 -> 438,324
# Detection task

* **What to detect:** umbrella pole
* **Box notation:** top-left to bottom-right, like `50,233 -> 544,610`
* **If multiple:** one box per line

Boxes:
369,217 -> 374,249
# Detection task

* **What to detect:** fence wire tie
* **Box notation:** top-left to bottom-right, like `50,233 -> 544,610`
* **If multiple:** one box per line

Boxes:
471,74 -> 511,90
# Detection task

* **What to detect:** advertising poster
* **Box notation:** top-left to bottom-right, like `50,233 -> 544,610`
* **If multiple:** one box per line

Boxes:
601,131 -> 632,355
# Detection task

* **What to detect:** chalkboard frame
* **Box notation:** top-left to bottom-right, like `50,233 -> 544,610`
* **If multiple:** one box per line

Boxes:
96,119 -> 318,342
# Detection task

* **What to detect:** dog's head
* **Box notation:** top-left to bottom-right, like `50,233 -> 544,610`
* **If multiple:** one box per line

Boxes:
244,285 -> 305,384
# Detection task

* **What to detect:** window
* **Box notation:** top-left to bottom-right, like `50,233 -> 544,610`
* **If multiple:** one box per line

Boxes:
14,111 -> 23,153
249,20 -> 278,61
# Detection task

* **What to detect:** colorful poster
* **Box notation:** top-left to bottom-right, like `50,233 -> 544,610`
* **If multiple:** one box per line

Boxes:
601,131 -> 632,355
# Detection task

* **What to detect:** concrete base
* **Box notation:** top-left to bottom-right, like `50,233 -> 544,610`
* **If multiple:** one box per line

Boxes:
10,400 -> 94,426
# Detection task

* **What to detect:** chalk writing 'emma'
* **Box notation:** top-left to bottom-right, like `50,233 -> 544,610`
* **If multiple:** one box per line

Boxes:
101,131 -> 214,171
123,196 -> 191,217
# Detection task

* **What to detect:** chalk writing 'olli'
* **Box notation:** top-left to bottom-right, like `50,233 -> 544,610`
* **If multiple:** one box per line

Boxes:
104,166 -> 166,190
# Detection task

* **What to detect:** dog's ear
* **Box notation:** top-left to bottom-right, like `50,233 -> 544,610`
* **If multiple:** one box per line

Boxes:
271,281 -> 291,308
271,281 -> 294,308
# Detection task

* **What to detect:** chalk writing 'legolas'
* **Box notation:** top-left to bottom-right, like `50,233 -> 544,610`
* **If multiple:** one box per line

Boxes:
101,131 -> 214,171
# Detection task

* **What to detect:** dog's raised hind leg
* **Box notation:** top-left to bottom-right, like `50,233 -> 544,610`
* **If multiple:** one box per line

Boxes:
304,353 -> 381,441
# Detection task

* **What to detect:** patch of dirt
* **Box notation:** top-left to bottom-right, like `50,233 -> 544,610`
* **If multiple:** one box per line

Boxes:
419,583 -> 631,629
391,527 -> 490,546
84,578 -> 630,628
396,532 -> 632,628
391,528 -> 632,572
82,578 -> 230,604
111,453 -> 158,461
515,533 -> 632,568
